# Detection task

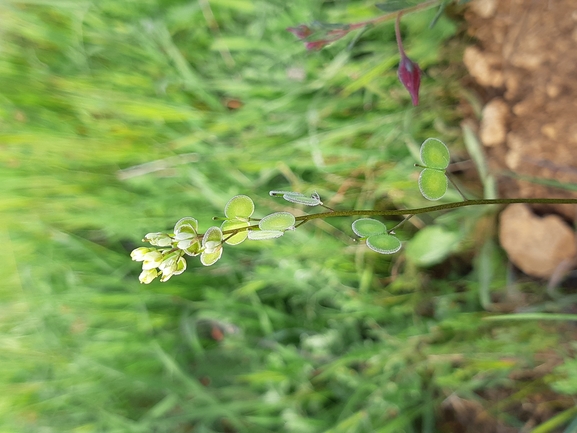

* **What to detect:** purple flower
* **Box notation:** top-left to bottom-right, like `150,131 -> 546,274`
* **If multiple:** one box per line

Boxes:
397,54 -> 422,106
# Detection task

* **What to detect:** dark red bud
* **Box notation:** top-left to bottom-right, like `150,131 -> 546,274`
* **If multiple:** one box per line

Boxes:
287,25 -> 330,51
397,54 -> 422,106
305,39 -> 330,51
286,25 -> 313,40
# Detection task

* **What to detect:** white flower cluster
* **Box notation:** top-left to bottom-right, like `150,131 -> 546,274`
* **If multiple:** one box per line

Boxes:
131,217 -> 223,284
131,194 -> 311,284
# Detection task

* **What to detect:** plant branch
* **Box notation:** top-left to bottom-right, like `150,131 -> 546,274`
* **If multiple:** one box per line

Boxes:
395,10 -> 405,56
350,0 -> 441,31
294,198 -> 577,222
446,172 -> 469,201
219,198 -> 577,236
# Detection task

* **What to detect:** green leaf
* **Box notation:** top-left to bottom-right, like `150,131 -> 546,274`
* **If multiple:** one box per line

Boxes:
405,225 -> 459,266
420,138 -> 450,170
200,226 -> 223,266
173,257 -> 187,275
269,190 -> 322,207
200,248 -> 223,266
202,226 -> 223,252
269,190 -> 294,196
182,240 -> 201,256
352,218 -> 386,237
366,233 -> 402,254
224,195 -> 254,219
283,193 -> 321,206
258,212 -> 295,231
221,220 -> 249,245
247,230 -> 284,240
462,122 -> 496,198
418,168 -> 448,201
429,1 -> 448,29
203,226 -> 223,241
174,217 -> 199,234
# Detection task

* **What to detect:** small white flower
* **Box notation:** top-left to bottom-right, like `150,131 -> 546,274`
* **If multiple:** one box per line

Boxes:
174,231 -> 194,241
143,232 -> 172,247
159,272 -> 173,283
130,247 -> 150,261
142,251 -> 163,270
139,268 -> 158,284
203,240 -> 221,254
173,257 -> 187,275
159,253 -> 179,274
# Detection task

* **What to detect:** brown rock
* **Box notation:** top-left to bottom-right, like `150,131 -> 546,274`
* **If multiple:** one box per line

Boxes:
499,204 -> 576,278
480,98 -> 509,147
463,46 -> 504,88
468,0 -> 498,19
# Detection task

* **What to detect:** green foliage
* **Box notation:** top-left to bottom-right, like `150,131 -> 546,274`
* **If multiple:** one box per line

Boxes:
2,0 -> 575,432
270,191 -> 323,207
366,232 -> 402,254
222,218 -> 251,245
225,195 -> 255,221
352,218 -> 401,254
418,138 -> 450,200
420,137 -> 450,169
352,218 -> 389,237
375,1 -> 416,13
222,195 -> 255,245
405,225 -> 459,266
258,212 -> 296,232
418,168 -> 448,200
200,226 -> 224,266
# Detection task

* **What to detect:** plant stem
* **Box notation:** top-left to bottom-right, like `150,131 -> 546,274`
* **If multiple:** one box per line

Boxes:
395,10 -> 405,56
349,0 -> 441,31
446,173 -> 469,201
219,198 -> 577,236
293,198 -> 577,222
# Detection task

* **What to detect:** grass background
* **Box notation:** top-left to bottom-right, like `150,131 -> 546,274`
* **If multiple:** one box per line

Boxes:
1,0 -> 576,431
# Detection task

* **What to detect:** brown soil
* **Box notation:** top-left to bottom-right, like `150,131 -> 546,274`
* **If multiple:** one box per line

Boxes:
463,0 -> 577,219
435,2 -> 577,430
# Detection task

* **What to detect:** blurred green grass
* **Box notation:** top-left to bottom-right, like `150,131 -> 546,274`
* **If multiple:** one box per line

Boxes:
1,0 -> 576,432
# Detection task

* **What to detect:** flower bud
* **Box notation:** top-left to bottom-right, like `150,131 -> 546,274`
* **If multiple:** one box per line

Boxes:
203,240 -> 221,254
142,251 -> 163,270
305,39 -> 330,51
286,25 -> 313,40
395,13 -> 422,106
139,268 -> 158,284
159,252 -> 179,274
398,54 -> 422,106
174,257 -> 187,276
143,232 -> 172,247
130,247 -> 151,262
287,22 -> 348,51
159,272 -> 174,283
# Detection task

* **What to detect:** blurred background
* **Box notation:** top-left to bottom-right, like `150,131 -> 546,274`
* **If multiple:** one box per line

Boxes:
2,0 -> 576,431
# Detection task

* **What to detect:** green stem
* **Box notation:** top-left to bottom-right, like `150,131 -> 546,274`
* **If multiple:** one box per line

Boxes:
219,198 -> 577,236
350,0 -> 441,30
293,198 -> 577,222
446,172 -> 469,201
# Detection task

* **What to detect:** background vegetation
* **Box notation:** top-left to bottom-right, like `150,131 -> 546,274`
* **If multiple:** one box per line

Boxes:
2,0 -> 576,431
